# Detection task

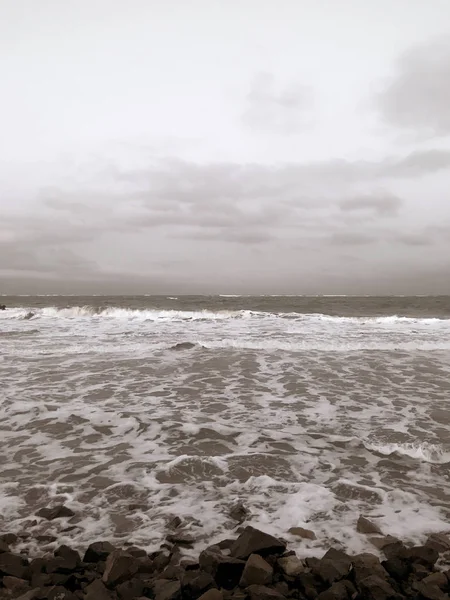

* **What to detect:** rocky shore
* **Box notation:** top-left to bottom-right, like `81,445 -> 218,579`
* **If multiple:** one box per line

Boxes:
1,516 -> 450,600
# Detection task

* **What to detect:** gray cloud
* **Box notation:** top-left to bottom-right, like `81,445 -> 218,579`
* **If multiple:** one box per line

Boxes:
376,37 -> 450,137
338,192 -> 402,216
242,72 -> 314,134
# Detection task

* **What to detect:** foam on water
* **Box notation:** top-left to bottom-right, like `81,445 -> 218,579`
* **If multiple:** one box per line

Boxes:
1,299 -> 450,557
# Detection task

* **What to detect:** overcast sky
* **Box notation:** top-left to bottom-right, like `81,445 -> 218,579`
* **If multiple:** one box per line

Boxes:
1,0 -> 450,294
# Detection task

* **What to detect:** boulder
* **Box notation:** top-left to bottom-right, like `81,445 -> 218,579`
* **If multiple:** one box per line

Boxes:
357,516 -> 383,535
116,578 -> 145,600
312,549 -> 351,586
83,541 -> 116,563
317,580 -> 357,600
246,584 -> 286,600
16,591 -> 41,600
0,533 -> 18,545
153,579 -> 182,600
35,505 -> 75,520
102,550 -> 138,586
46,587 -> 78,600
0,551 -> 29,579
426,533 -> 450,554
422,572 -> 449,589
404,545 -> 439,568
239,553 -> 273,586
53,545 -> 81,572
288,527 -> 317,540
181,570 -> 217,597
199,545 -> 245,589
126,546 -> 148,559
166,531 -> 195,546
416,581 -> 449,600
277,555 -> 305,577
2,576 -> 30,594
230,503 -> 250,524
358,575 -> 401,600
351,553 -> 389,586
382,557 -> 410,581
230,526 -> 286,560
0,539 -> 10,553
84,578 -> 114,600
198,590 -> 224,600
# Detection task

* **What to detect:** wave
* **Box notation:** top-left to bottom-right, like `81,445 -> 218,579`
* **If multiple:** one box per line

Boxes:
364,441 -> 450,464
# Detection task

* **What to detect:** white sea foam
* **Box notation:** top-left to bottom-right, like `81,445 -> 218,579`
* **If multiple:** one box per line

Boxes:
364,441 -> 450,464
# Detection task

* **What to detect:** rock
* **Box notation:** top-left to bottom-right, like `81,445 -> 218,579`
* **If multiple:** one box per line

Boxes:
126,546 -> 147,558
370,536 -> 401,552
277,555 -> 305,577
382,557 -> 409,581
426,533 -> 450,554
2,576 -> 30,593
312,549 -> 352,585
0,540 -> 10,553
181,570 -> 217,597
404,545 -> 439,568
199,545 -> 246,589
170,342 -> 197,351
422,572 -> 449,588
46,587 -> 78,600
0,551 -> 28,578
166,531 -> 195,546
0,304 -> 6,310
152,551 -> 171,573
288,527 -> 317,540
116,578 -> 145,600
358,575 -> 401,600
53,545 -> 81,572
36,505 -> 75,520
198,590 -> 224,600
102,550 -> 138,586
230,526 -> 286,560
0,533 -> 18,545
230,503 -> 250,523
153,579 -> 182,600
416,581 -> 449,600
246,584 -> 286,600
357,516 -> 383,535
240,554 -> 273,587
296,571 -> 322,600
16,591 -> 41,600
83,541 -> 116,563
84,579 -> 114,600
352,553 -> 389,586
317,580 -> 357,600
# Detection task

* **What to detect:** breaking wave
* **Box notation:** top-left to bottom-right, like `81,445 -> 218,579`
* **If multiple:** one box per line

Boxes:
364,441 -> 450,464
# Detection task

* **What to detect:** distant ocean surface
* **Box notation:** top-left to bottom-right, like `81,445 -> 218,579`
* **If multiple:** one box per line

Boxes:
1,295 -> 450,556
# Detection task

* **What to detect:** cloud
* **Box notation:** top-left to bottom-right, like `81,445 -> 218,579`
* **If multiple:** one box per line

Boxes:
242,72 -> 314,134
376,37 -> 450,137
338,192 -> 402,216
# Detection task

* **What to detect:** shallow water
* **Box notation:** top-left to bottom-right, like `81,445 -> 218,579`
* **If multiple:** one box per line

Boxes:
1,295 -> 450,556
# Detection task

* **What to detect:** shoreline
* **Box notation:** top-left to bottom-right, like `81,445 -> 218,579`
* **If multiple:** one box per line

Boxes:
1,519 -> 450,600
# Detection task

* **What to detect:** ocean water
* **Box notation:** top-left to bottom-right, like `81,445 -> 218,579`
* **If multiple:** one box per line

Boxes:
1,295 -> 450,557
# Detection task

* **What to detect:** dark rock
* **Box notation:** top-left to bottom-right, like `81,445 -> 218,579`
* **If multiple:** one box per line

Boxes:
83,541 -> 116,563
0,540 -> 10,553
351,553 -> 388,586
277,555 -> 305,577
317,580 -> 357,600
426,533 -> 450,554
102,550 -> 138,586
84,578 -> 113,600
288,527 -> 317,540
36,535 -> 58,544
416,581 -> 449,600
46,587 -> 78,600
166,531 -> 195,546
422,572 -> 448,589
246,584 -> 286,600
170,342 -> 197,351
36,505 -> 75,520
0,533 -> 18,545
404,546 -> 439,568
2,575 -> 30,594
382,557 -> 410,581
0,551 -> 29,578
152,551 -> 171,573
181,570 -> 217,597
116,577 -> 145,600
371,537 -> 402,553
153,579 -> 182,600
358,575 -> 401,600
125,546 -> 147,559
230,503 -> 250,524
53,545 -> 81,572
230,526 -> 286,560
296,571 -> 322,600
168,516 -> 182,529
0,304 -> 6,310
136,555 -> 155,574
311,551 -> 351,587
198,590 -> 224,600
199,545 -> 246,589
240,553 -> 273,586
160,564 -> 183,580
357,516 -> 383,535
16,591 -> 41,600
412,563 -> 432,580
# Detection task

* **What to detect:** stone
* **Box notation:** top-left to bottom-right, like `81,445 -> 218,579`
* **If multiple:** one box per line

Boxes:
416,582 -> 449,600
84,578 -> 113,600
277,555 -> 305,577
317,580 -> 357,600
422,572 -> 449,588
181,570 -> 217,597
2,576 -> 30,593
170,342 -> 196,351
83,541 -> 116,563
116,578 -> 145,600
230,526 -> 286,560
0,540 -> 10,553
166,531 -> 195,546
16,591 -> 41,600
312,560 -> 349,585
152,551 -> 171,573
246,584 -> 286,600
370,536 -> 401,551
382,557 -> 409,581
153,579 -> 182,600
53,545 -> 81,572
46,587 -> 78,600
230,503 -> 250,524
352,553 -> 388,586
36,505 -> 75,520
240,553 -> 273,587
199,546 -> 246,589
296,571 -> 322,600
357,516 -> 383,535
0,551 -> 28,578
198,590 -> 224,600
426,533 -> 450,554
358,575 -> 401,600
288,527 -> 317,540
0,533 -> 18,545
102,550 -> 138,586
125,546 -> 147,558
404,545 -> 439,568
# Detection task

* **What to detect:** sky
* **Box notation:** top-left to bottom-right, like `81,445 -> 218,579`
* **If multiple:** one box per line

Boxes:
1,0 -> 450,294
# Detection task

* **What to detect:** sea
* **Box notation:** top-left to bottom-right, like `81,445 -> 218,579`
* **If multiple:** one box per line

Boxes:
1,295 -> 450,557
